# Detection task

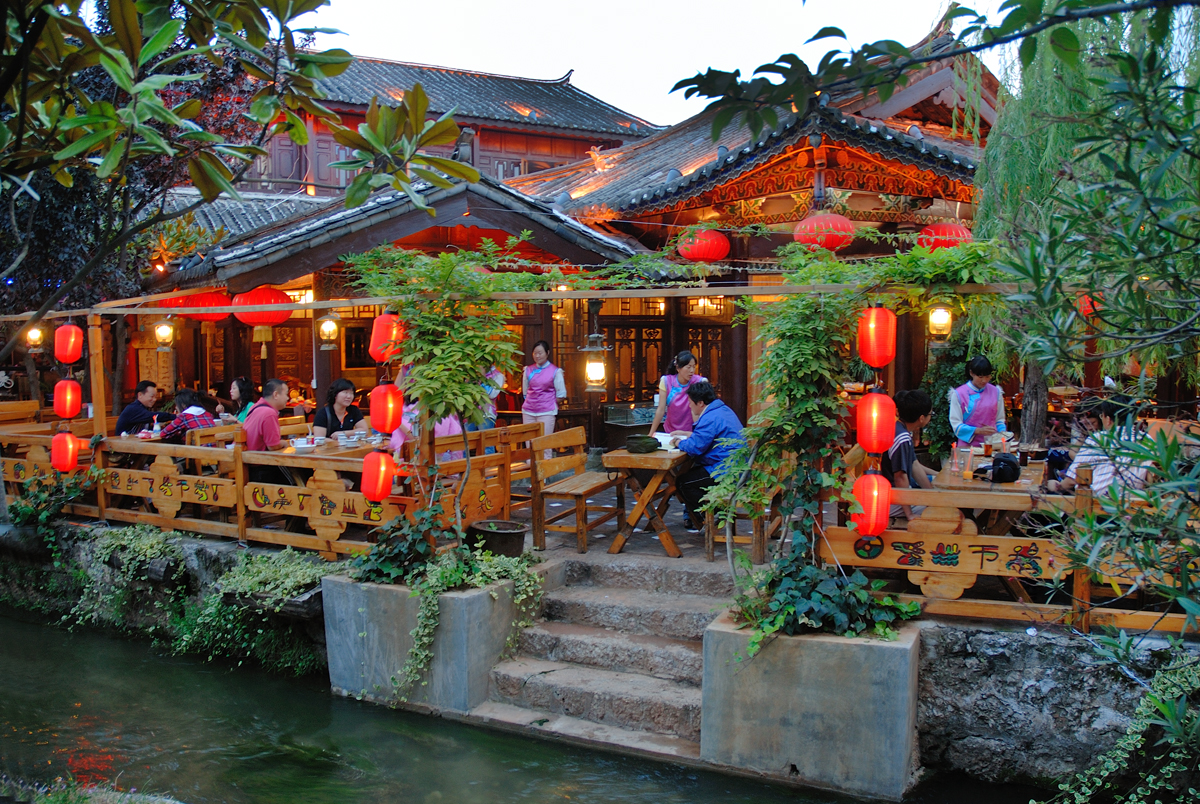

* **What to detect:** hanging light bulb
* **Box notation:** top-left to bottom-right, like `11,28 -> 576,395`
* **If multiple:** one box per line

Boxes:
578,299 -> 610,393
154,318 -> 176,352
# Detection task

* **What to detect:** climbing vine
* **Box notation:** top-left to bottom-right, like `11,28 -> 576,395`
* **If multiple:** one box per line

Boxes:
69,524 -> 185,634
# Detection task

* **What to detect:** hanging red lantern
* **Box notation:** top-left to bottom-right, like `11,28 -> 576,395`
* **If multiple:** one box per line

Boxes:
857,306 -> 897,369
368,313 -> 405,363
51,432 -> 80,473
850,472 -> 891,537
917,222 -> 973,252
54,323 -> 84,364
54,379 -> 82,420
370,382 -> 404,435
1077,294 -> 1101,318
856,392 -> 897,454
158,293 -> 187,310
184,290 -> 232,322
793,213 -> 855,252
362,451 -> 397,502
677,229 -> 730,262
232,286 -> 292,327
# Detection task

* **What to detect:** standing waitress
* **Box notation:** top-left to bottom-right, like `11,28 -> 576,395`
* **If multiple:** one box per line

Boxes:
522,340 -> 566,458
949,355 -> 1008,447
648,351 -> 706,436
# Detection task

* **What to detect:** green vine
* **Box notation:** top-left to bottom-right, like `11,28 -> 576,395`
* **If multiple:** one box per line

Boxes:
69,524 -> 185,633
390,545 -> 542,701
9,466 -> 103,567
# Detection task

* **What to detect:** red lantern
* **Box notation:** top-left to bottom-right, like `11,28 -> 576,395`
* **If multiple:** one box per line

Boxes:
677,229 -> 730,262
184,290 -> 232,322
793,213 -> 855,252
158,293 -> 187,309
362,451 -> 397,502
917,222 -> 973,252
51,432 -> 80,473
368,313 -> 405,363
232,286 -> 292,328
54,323 -> 84,364
370,382 -> 404,435
850,472 -> 891,537
54,379 -> 82,420
1077,294 -> 1101,318
856,392 -> 897,454
857,307 -> 897,369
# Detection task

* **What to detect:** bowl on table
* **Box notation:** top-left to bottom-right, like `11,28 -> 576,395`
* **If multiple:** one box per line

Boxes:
290,437 -> 316,454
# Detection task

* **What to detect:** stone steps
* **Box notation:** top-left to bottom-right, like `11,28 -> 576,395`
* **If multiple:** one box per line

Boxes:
562,557 -> 735,598
519,621 -> 703,685
542,585 -> 727,641
490,657 -> 702,741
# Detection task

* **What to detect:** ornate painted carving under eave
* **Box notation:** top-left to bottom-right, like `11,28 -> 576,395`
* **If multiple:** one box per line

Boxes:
725,207 -> 975,229
628,142 -> 975,218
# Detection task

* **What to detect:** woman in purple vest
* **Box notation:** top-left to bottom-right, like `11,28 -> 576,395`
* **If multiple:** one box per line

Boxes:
949,355 -> 1008,447
521,340 -> 566,459
648,350 -> 707,436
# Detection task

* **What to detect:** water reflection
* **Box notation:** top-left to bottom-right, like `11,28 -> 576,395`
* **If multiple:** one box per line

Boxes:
0,609 -> 1039,804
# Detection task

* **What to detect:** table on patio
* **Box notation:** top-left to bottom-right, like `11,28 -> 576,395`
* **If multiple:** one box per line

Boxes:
601,448 -> 688,558
929,452 -> 1046,537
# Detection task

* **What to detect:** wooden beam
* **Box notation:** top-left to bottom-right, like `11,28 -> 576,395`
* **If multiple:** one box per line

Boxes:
859,68 -> 955,120
87,315 -> 108,436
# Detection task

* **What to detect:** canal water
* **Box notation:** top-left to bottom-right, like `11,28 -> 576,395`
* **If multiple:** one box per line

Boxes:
0,609 -> 1041,804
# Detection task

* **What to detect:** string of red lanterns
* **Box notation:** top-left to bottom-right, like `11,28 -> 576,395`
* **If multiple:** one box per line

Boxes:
368,312 -> 405,364
849,297 -> 901,537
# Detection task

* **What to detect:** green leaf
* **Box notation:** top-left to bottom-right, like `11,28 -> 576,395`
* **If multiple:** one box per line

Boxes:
99,53 -> 135,94
344,172 -> 372,208
139,18 -> 183,67
804,26 -> 845,45
109,0 -> 142,65
53,128 -> 115,159
172,98 -> 202,119
95,140 -> 127,178
1048,27 -> 1080,68
1018,35 -> 1037,69
283,109 -> 309,145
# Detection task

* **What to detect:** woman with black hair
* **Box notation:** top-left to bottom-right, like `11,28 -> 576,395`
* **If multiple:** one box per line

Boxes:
216,377 -> 255,424
155,388 -> 217,443
313,378 -> 367,437
648,350 -> 707,436
948,355 -> 1008,448
521,340 -> 566,458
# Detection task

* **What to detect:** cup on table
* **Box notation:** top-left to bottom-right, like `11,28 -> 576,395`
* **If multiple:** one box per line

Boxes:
983,441 -> 993,457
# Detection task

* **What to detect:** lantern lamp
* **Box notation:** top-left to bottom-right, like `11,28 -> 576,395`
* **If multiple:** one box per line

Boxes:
369,382 -> 405,435
793,213 -> 856,252
368,312 -> 404,364
857,306 -> 897,369
54,323 -> 84,364
578,299 -> 610,393
362,450 -> 397,502
677,229 -> 731,262
317,312 -> 341,351
850,472 -> 891,537
54,379 -> 82,420
183,290 -> 232,322
233,286 -> 293,360
928,306 -> 953,343
917,222 -> 973,252
1077,294 -> 1101,318
154,318 -> 176,352
51,432 -> 80,473
26,324 -> 45,355
856,391 -> 897,454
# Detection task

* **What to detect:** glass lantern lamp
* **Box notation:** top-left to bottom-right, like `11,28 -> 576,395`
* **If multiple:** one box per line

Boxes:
317,312 -> 341,351
25,324 -> 44,355
928,306 -> 953,343
154,318 -> 176,352
578,299 -> 610,393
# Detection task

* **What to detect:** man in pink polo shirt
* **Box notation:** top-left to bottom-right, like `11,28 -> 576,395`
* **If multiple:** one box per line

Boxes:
243,379 -> 290,483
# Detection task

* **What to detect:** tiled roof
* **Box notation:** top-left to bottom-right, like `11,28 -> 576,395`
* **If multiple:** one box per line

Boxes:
162,188 -> 336,239
505,103 -> 979,217
149,177 -> 637,291
316,57 -> 659,138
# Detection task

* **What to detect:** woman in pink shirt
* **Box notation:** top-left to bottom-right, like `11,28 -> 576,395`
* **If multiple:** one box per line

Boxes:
521,340 -> 566,459
648,351 -> 707,436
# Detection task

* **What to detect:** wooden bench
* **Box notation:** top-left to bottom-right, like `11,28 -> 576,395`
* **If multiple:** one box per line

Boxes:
530,427 -> 624,552
0,400 -> 41,425
498,422 -> 542,513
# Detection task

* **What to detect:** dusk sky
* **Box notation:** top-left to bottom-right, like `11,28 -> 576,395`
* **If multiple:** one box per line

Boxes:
301,0 -> 1009,126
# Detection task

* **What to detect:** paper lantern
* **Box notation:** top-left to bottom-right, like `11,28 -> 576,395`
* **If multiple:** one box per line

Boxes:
793,213 -> 855,252
857,306 -> 897,369
362,451 -> 397,502
677,230 -> 730,262
54,323 -> 84,364
368,313 -> 405,363
850,472 -> 891,537
233,287 -> 292,327
369,382 -> 404,435
856,392 -> 897,454
183,290 -> 232,322
54,379 -> 82,420
1077,294 -> 1101,318
51,432 -> 80,473
917,222 -> 973,252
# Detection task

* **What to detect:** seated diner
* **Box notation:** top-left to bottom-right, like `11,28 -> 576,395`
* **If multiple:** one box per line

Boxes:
313,378 -> 368,438
670,381 -> 746,530
154,388 -> 217,444
1046,396 -> 1150,497
883,389 -> 936,524
114,380 -> 172,435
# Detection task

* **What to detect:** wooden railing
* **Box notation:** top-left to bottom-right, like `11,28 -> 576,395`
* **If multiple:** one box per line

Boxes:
0,419 -> 543,561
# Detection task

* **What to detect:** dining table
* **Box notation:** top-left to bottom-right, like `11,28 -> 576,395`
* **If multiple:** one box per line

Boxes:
930,451 -> 1046,536
601,448 -> 689,558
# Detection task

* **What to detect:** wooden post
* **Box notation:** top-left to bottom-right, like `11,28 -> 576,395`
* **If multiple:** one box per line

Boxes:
1072,464 -> 1095,634
233,430 -> 247,545
87,315 -> 109,435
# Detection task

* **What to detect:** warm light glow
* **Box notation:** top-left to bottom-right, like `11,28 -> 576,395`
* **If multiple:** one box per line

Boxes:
585,356 -> 606,391
928,307 -> 953,342
54,323 -> 85,364
305,184 -> 316,196
154,319 -> 175,351
26,325 -> 44,353
317,313 -> 340,350
286,289 -> 314,305
556,285 -> 569,292
154,261 -> 165,272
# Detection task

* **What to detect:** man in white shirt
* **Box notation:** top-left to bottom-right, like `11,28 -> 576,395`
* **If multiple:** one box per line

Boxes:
1047,397 -> 1149,497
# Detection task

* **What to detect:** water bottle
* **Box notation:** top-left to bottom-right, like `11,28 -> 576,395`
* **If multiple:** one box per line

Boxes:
152,418 -> 161,436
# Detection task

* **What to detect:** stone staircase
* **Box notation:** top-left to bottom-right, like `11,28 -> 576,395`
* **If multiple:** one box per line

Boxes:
471,556 -> 734,759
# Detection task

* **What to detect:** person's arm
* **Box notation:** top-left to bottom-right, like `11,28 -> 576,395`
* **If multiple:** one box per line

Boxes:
947,389 -> 971,444
913,459 -> 936,489
648,377 -> 669,434
265,415 -> 285,450
553,368 -> 567,399
996,393 -> 1008,434
892,470 -> 915,519
353,414 -> 369,433
521,367 -> 530,398
312,408 -> 328,438
676,413 -> 715,457
157,414 -> 186,442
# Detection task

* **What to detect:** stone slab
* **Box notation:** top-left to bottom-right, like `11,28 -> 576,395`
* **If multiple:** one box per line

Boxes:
322,574 -> 514,712
700,611 -> 920,802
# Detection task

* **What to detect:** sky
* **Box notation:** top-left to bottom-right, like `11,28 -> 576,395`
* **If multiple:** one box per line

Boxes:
300,0 -> 1010,127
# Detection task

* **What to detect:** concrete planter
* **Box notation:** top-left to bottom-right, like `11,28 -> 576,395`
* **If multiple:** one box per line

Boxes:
701,611 -> 920,802
322,573 -> 515,713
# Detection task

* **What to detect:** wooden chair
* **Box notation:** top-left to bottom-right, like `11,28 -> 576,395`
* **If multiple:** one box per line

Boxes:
704,498 -> 781,565
499,422 -> 542,513
530,427 -> 624,552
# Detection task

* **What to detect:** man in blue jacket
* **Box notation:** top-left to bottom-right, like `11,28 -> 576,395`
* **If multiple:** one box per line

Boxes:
669,381 -> 746,530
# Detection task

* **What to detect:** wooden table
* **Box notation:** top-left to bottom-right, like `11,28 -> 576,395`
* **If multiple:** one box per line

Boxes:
933,454 -> 1046,494
601,448 -> 688,558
